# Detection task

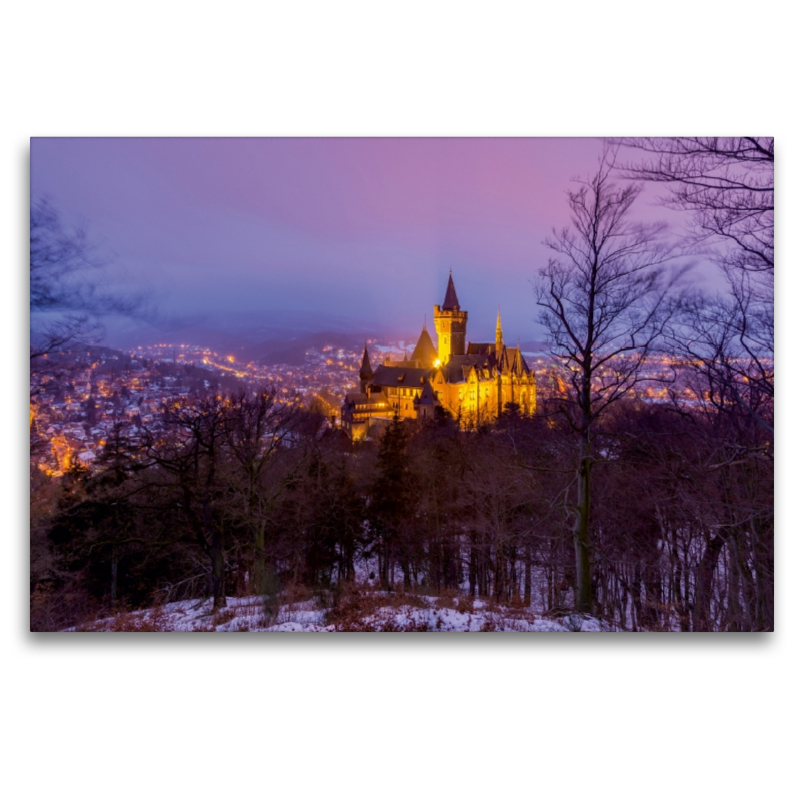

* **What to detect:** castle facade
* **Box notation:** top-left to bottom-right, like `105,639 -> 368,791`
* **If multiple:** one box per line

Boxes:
341,274 -> 536,438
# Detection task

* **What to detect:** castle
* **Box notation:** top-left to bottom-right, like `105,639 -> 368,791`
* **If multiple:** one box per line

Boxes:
341,273 -> 536,438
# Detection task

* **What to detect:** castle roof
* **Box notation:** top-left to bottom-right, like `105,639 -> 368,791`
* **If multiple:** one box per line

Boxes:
500,346 -> 530,375
409,326 -> 438,368
371,365 -> 432,388
442,273 -> 460,310
438,346 -> 531,383
467,342 -> 497,356
439,354 -> 486,383
342,391 -> 389,411
343,391 -> 371,403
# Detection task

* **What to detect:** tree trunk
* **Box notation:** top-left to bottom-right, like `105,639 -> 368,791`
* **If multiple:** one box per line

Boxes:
469,545 -> 477,597
110,547 -> 118,612
693,533 -> 724,631
211,529 -> 226,610
524,541 -> 532,605
574,446 -> 592,613
253,524 -> 266,596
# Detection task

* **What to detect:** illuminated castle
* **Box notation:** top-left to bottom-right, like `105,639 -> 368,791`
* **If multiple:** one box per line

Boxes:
341,273 -> 536,438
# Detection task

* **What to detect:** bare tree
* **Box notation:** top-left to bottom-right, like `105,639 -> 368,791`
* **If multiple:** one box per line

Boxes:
142,395 -> 231,610
616,138 -> 774,433
615,137 -> 773,277
223,389 -> 306,597
535,152 -> 679,613
30,197 -> 148,363
667,290 -> 774,440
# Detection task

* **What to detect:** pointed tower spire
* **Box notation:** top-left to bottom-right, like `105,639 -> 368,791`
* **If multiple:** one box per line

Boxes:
496,306 -> 504,352
359,343 -> 373,394
361,342 -> 372,373
442,272 -> 460,310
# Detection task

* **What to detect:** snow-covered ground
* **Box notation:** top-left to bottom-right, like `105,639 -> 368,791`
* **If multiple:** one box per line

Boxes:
69,592 -> 616,632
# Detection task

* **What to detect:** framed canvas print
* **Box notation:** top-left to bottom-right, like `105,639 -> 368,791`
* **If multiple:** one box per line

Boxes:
29,137 -> 774,632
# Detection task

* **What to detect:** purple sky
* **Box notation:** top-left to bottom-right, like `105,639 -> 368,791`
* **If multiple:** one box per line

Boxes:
31,138 -> 708,345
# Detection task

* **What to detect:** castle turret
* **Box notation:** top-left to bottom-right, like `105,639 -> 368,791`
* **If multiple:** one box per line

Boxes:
433,271 -> 468,364
414,378 -> 437,421
359,343 -> 373,393
496,307 -> 504,353
495,309 -> 505,417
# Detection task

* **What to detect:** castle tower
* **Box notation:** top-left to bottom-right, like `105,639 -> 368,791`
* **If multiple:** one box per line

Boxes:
359,343 -> 373,394
433,272 -> 468,364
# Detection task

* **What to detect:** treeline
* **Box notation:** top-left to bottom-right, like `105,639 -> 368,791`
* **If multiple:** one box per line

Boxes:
30,379 -> 773,632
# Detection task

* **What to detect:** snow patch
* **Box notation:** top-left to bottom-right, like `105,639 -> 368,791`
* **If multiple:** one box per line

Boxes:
68,592 -> 617,633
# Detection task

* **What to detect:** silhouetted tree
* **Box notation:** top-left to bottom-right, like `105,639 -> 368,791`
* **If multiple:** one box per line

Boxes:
223,388 -> 306,596
369,416 -> 416,590
410,415 -> 466,592
534,151 -> 679,613
293,449 -> 365,587
616,137 -> 773,276
617,137 -> 774,435
143,395 -> 231,609
30,197 -> 148,365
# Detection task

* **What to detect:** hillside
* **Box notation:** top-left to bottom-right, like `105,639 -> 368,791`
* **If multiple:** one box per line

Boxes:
244,331 -> 364,366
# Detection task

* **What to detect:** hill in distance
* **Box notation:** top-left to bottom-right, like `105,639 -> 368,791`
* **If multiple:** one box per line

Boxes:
245,331 -> 367,366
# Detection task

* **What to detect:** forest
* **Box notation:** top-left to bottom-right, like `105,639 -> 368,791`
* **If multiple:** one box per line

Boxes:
29,355 -> 773,632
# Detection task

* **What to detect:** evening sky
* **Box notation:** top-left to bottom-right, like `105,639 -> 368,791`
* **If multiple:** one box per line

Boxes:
31,137 -> 708,346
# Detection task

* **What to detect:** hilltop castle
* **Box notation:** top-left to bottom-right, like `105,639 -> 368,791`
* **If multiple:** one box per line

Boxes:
341,273 -> 536,438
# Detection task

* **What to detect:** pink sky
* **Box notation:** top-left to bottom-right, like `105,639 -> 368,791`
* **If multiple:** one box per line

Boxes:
31,137 -> 709,343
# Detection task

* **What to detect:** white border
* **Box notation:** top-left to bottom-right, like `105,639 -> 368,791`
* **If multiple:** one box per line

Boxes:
5,3 -> 795,798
